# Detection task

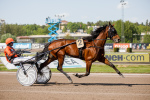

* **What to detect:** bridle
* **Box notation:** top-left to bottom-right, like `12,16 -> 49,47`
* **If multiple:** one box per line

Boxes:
88,26 -> 117,49
108,26 -> 116,39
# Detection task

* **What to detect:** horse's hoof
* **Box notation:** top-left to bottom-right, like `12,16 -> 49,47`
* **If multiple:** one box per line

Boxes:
73,73 -> 78,77
70,81 -> 73,84
120,74 -> 125,78
78,76 -> 81,78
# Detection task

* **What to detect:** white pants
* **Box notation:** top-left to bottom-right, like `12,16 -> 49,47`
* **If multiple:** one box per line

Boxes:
12,57 -> 35,64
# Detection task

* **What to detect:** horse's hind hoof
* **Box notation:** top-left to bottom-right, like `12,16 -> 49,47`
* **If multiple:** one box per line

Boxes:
118,72 -> 125,78
73,73 -> 78,77
68,79 -> 73,83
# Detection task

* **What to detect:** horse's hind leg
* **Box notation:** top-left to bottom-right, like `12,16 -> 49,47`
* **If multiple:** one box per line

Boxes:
99,57 -> 124,78
57,55 -> 73,83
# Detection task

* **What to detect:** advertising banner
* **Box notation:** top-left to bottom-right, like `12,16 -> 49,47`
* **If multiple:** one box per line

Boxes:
113,43 -> 132,49
32,43 -> 45,49
0,57 -> 86,69
48,58 -> 86,68
105,53 -> 149,62
13,43 -> 31,49
0,43 -> 6,49
132,43 -> 150,50
0,57 -> 18,69
104,43 -> 113,49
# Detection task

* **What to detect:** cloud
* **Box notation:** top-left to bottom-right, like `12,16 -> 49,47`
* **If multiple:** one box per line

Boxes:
117,1 -> 129,9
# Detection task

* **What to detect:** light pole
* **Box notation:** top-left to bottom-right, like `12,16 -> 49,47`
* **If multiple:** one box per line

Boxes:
120,0 -> 126,43
55,15 -> 64,33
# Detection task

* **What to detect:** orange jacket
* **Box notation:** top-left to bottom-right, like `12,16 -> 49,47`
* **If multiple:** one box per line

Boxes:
4,46 -> 18,62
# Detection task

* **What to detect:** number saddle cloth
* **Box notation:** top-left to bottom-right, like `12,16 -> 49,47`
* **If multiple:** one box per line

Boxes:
76,39 -> 85,59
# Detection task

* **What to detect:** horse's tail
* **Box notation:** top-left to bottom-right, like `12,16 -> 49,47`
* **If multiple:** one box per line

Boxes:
35,42 -> 51,61
42,42 -> 51,53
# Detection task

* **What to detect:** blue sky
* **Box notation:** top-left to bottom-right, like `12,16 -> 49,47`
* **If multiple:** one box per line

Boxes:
0,0 -> 150,25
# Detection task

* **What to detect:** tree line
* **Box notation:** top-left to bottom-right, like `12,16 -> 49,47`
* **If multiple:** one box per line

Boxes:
0,19 -> 150,43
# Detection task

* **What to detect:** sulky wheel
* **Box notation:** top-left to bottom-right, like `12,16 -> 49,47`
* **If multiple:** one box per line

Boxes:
36,66 -> 51,84
16,64 -> 37,86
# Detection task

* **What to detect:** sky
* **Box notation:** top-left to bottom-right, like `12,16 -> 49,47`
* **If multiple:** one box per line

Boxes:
0,0 -> 150,25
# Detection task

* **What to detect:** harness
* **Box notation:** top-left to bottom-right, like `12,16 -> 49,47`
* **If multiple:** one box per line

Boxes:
36,26 -> 117,60
78,26 -> 116,59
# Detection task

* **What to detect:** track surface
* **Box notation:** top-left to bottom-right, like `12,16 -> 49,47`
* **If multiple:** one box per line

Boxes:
0,72 -> 150,100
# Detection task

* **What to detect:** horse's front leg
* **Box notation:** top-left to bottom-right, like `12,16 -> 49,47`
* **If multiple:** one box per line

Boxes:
99,57 -> 124,78
74,60 -> 92,78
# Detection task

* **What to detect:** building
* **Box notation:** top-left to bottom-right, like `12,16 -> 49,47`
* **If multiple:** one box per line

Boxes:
61,20 -> 68,25
140,32 -> 150,42
133,31 -> 150,42
16,33 -> 91,43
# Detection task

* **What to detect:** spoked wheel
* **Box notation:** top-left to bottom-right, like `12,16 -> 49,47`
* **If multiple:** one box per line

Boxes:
17,64 -> 37,86
36,66 -> 51,84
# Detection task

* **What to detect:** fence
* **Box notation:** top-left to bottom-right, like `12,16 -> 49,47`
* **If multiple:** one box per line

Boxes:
0,43 -> 150,50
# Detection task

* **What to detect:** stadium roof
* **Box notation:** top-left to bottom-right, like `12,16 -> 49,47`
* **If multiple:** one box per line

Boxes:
17,33 -> 91,39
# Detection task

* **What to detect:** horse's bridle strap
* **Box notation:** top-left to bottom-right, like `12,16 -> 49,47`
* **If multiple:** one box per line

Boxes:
87,46 -> 104,49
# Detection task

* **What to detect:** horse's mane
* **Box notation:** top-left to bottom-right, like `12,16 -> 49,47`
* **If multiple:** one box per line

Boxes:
83,25 -> 107,42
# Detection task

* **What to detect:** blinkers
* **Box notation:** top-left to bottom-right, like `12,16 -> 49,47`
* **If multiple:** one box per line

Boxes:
108,26 -> 116,39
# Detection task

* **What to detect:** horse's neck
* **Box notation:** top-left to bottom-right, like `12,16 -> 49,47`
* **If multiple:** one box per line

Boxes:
94,32 -> 107,47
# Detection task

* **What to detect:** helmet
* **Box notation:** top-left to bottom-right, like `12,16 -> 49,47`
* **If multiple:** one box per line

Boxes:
5,38 -> 14,45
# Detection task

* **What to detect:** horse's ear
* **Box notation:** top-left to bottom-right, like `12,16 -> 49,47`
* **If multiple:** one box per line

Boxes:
109,22 -> 111,26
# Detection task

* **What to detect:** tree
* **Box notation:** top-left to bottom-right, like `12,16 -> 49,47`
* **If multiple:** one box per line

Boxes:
62,25 -> 67,33
95,20 -> 103,26
87,22 -> 94,26
146,19 -> 148,26
124,21 -> 140,43
67,22 -> 78,32
143,33 -> 150,43
114,20 -> 122,37
87,27 -> 93,34
141,22 -> 144,26
0,33 -> 16,43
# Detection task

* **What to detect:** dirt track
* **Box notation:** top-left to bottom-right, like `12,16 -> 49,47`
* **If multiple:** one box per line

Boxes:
0,72 -> 150,100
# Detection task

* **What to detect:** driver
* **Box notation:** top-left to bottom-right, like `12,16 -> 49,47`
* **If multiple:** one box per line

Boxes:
4,38 -> 35,64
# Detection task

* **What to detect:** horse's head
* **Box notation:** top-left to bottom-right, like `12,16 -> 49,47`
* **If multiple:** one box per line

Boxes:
107,22 -> 121,43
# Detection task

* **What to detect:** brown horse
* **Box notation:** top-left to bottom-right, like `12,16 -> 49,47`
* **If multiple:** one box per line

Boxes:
38,22 -> 123,83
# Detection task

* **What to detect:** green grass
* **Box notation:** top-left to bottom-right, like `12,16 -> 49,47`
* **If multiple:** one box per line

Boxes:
0,64 -> 17,71
51,64 -> 150,74
0,64 -> 150,73
0,67 -> 17,72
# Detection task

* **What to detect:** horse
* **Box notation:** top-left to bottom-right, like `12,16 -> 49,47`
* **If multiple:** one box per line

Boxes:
38,22 -> 123,83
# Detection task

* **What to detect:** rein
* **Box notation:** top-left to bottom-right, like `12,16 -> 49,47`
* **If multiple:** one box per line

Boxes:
35,38 -> 111,60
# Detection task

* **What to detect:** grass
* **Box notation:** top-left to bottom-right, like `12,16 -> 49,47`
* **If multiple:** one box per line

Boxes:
61,65 -> 150,74
0,64 -> 150,73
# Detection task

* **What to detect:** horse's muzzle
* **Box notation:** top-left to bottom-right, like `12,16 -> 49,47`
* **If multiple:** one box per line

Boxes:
113,39 -> 121,43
